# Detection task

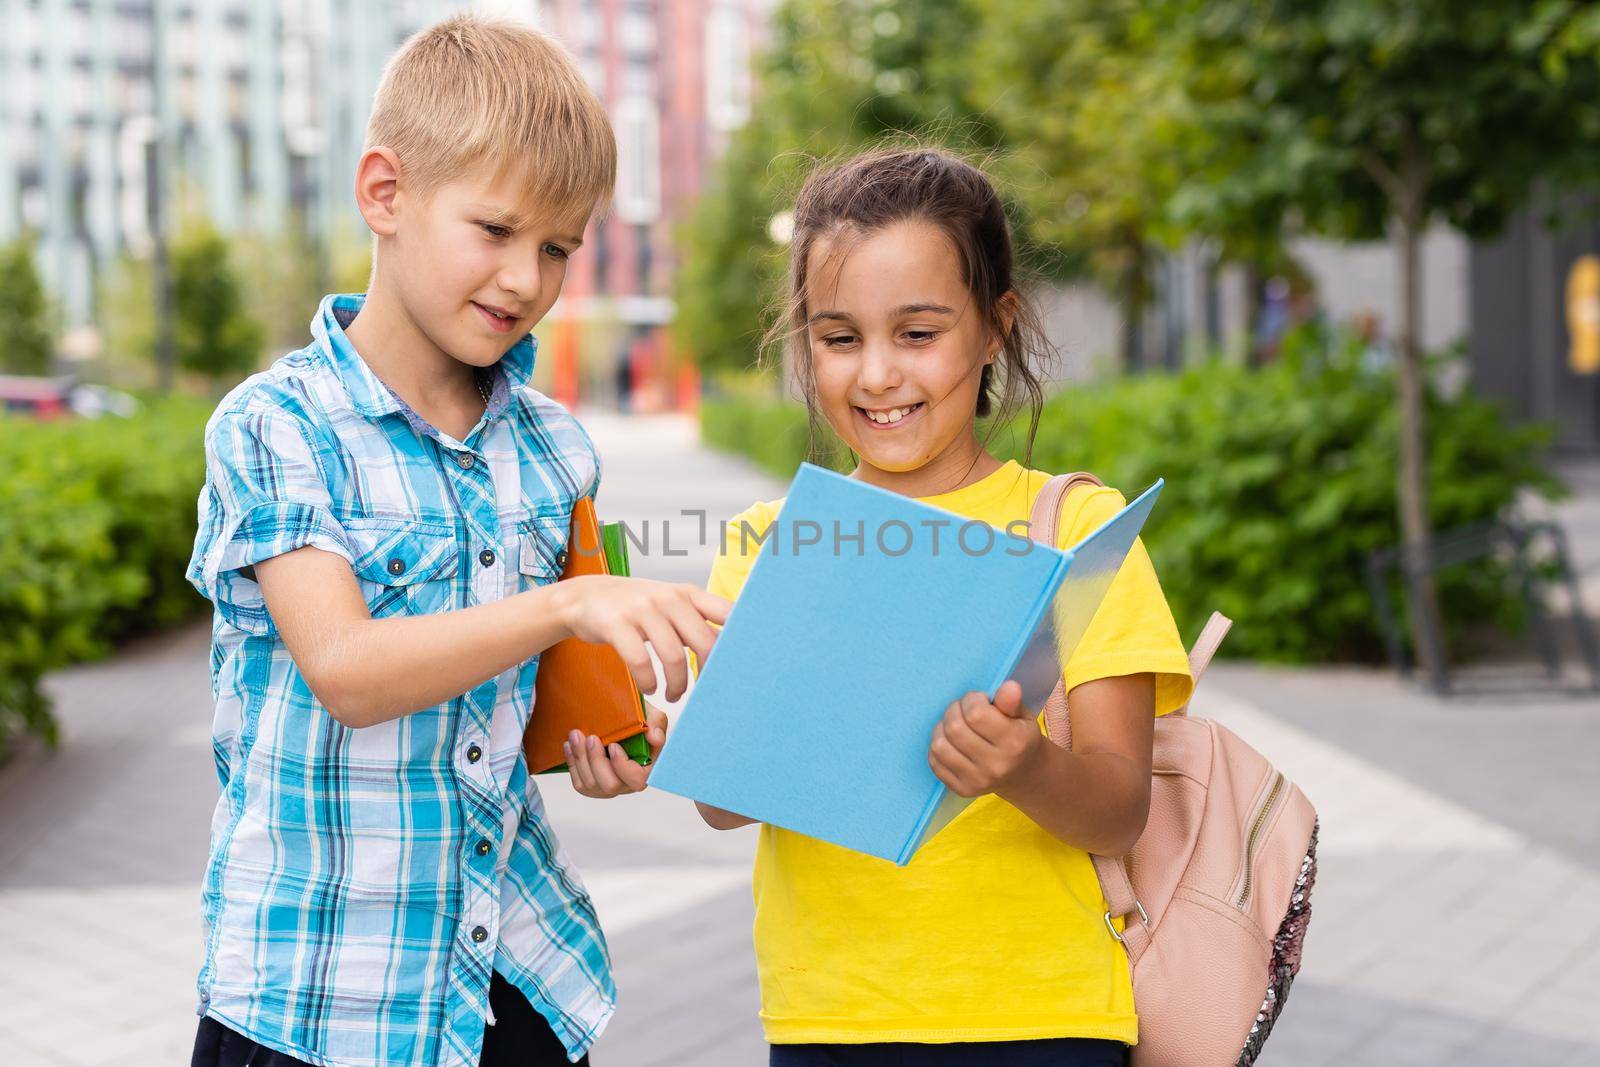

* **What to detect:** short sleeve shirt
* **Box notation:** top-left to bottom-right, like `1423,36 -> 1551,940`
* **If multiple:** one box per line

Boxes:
185,294 -> 613,1067
706,461 -> 1193,1046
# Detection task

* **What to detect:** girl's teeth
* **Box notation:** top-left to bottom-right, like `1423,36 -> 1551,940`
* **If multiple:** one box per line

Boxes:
867,405 -> 915,424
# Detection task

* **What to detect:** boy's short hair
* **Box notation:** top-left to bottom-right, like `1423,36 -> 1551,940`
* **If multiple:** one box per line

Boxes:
365,11 -> 615,217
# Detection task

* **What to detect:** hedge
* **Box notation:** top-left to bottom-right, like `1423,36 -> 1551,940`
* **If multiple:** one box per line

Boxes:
698,345 -> 1564,662
0,398 -> 212,759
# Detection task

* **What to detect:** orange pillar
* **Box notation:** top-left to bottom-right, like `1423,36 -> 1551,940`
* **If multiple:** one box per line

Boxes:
553,316 -> 580,411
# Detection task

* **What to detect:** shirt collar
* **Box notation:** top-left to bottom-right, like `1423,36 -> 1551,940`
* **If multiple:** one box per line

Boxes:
310,292 -> 539,421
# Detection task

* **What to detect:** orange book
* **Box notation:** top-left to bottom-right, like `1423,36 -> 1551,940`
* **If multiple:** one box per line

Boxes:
524,497 -> 651,774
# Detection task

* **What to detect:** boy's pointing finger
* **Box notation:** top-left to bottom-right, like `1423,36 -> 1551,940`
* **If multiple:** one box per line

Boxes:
689,587 -> 732,626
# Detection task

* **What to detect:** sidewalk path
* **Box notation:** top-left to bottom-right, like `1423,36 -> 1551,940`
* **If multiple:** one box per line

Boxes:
1,413 -> 1596,1066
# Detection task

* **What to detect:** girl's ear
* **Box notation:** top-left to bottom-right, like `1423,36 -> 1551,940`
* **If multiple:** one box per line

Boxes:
988,290 -> 1021,364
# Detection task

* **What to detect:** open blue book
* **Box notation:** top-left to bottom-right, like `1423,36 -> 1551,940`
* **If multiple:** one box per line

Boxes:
649,463 -> 1164,865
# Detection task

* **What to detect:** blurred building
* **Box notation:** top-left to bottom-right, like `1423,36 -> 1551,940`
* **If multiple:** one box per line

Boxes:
1469,206 -> 1600,457
1123,223 -> 1598,457
1272,223 -> 1599,457
0,0 -> 771,405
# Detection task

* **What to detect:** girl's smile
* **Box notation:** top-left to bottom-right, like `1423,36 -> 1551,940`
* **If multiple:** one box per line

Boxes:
853,401 -> 925,429
804,219 -> 1002,497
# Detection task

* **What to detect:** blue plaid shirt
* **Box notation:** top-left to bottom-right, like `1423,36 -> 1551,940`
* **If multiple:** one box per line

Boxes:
186,294 -> 613,1066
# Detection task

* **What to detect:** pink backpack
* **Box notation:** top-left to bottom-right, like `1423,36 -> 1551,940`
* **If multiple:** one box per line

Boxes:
1031,473 -> 1319,1067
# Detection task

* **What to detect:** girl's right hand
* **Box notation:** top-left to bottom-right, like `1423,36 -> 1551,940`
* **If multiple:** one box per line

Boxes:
553,575 -> 731,701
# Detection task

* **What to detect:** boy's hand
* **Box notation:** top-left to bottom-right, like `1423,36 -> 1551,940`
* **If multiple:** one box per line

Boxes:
928,680 -> 1044,798
555,576 -> 730,702
565,704 -> 668,798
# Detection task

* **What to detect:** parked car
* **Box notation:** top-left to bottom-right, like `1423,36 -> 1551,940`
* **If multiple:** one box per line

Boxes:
0,374 -> 140,419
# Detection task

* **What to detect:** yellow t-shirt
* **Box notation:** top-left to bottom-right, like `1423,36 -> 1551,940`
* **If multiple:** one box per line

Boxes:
704,460 -> 1194,1046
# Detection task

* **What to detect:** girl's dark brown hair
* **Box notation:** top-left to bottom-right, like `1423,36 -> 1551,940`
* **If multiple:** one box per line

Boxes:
765,144 -> 1053,467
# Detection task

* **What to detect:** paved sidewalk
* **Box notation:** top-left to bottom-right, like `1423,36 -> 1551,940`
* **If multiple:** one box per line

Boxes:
2,412 -> 1597,1066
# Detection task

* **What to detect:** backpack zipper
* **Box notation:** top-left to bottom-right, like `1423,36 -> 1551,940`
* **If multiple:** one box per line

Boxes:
1236,771 -> 1285,909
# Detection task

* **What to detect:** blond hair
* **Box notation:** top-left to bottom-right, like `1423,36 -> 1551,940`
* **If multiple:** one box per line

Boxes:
365,11 -> 615,216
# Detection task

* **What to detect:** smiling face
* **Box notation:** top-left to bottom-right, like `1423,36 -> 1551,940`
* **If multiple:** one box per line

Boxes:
381,166 -> 592,370
805,220 -> 1001,490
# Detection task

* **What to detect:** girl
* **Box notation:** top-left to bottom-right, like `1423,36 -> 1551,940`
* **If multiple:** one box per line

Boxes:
696,147 -> 1195,1067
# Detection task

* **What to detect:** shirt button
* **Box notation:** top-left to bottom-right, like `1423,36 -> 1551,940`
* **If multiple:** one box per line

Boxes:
555,549 -> 569,569
387,558 -> 406,576
456,452 -> 474,470
471,925 -> 489,944
466,743 -> 483,764
475,839 -> 492,856
478,549 -> 496,568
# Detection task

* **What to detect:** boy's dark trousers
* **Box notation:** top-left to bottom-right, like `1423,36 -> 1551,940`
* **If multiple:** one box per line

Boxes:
191,970 -> 589,1067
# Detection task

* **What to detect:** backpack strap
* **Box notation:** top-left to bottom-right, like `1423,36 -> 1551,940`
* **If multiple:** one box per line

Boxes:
1024,474 -> 1234,956
1177,612 -> 1233,712
1026,472 -> 1103,751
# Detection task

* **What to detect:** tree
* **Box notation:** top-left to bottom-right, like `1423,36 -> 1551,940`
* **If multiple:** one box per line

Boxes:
674,0 -> 1003,377
170,219 -> 265,390
0,236 -> 54,375
96,254 -> 157,388
1163,0 -> 1600,683
969,0 -> 1200,370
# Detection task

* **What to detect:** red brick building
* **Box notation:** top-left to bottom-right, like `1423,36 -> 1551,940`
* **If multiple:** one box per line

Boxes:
536,0 -> 772,411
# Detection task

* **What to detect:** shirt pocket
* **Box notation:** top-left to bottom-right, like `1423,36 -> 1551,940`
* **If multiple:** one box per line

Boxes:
516,508 -> 573,591
346,516 -> 461,618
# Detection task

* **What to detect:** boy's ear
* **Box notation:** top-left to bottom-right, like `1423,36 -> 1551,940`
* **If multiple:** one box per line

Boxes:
354,147 -> 404,237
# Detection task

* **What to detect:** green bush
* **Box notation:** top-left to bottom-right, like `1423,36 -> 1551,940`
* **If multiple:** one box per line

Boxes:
698,344 -> 1564,662
0,399 -> 212,759
700,378 -> 849,476
172,221 -> 266,388
0,235 -> 54,375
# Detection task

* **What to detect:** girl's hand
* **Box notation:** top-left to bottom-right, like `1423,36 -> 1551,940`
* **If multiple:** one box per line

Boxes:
928,680 -> 1044,798
554,576 -> 730,702
565,704 -> 669,798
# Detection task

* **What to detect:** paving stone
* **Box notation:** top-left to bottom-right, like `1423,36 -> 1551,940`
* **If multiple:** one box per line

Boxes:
3,415 -> 1597,1066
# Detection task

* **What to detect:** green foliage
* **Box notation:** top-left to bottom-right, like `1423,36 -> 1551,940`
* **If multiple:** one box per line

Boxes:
96,253 -> 158,388
673,0 -> 1006,376
101,226 -> 366,388
1156,0 -> 1600,661
171,219 -> 266,388
672,125 -> 791,378
1003,343 -> 1564,661
1164,0 -> 1600,242
0,236 -> 55,375
698,338 -> 1564,662
0,399 -> 212,759
700,383 -> 848,477
968,0 -> 1196,361
230,230 -> 324,355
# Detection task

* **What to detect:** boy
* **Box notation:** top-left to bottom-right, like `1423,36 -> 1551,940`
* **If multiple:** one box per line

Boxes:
184,14 -> 728,1067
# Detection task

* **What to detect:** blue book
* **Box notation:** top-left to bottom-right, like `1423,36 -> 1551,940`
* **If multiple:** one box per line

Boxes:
649,463 -> 1164,865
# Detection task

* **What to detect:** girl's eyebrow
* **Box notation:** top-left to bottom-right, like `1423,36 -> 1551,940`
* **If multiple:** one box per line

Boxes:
807,310 -> 853,325
807,303 -> 954,326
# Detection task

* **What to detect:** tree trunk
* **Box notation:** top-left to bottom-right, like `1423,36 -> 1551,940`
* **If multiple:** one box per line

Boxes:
1396,210 -> 1446,687
153,229 -> 175,394
1119,239 -> 1144,372
149,4 -> 174,395
1202,243 -> 1222,352
1243,262 -> 1264,366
